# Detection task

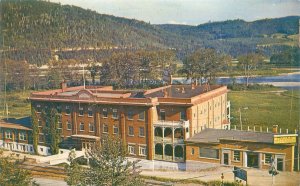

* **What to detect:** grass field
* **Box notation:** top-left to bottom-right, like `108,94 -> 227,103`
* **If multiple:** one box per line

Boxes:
228,90 -> 300,132
0,90 -> 32,120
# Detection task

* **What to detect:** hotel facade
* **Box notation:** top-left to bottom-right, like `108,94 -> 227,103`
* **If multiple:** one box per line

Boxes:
29,83 -> 230,161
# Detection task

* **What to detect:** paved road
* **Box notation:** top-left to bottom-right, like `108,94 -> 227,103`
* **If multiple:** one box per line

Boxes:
33,177 -> 67,186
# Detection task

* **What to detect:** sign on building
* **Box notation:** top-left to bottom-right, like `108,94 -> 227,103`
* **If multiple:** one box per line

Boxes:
273,134 -> 297,144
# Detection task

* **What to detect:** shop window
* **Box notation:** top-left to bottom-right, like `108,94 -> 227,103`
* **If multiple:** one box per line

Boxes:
199,148 -> 219,159
128,126 -> 134,136
265,153 -> 272,164
139,146 -> 146,156
89,123 -> 95,132
103,124 -> 108,133
112,109 -> 118,119
234,151 -> 240,161
128,145 -> 135,155
139,127 -> 145,137
127,111 -> 133,120
103,108 -> 108,118
138,111 -> 145,120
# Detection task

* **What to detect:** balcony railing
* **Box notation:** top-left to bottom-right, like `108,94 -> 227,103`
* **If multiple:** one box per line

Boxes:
153,120 -> 189,127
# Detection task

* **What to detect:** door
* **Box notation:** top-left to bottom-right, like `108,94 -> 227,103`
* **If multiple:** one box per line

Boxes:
277,158 -> 283,171
223,153 -> 229,165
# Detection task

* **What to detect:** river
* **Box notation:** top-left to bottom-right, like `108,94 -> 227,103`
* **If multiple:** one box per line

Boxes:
173,72 -> 300,90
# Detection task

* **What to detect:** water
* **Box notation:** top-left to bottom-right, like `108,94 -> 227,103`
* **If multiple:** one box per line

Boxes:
173,72 -> 300,90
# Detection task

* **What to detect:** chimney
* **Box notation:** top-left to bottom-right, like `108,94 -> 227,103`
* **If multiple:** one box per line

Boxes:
272,125 -> 278,133
61,81 -> 67,92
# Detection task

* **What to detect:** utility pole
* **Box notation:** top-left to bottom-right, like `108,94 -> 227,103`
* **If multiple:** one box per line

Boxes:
239,108 -> 242,130
297,119 -> 300,171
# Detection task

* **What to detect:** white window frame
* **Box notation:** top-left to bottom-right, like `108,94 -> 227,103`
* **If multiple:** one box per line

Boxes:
128,145 -> 135,155
79,122 -> 85,131
139,127 -> 145,137
138,111 -> 145,121
88,107 -> 93,117
103,124 -> 108,133
79,106 -> 84,116
103,108 -> 108,118
139,146 -> 147,156
65,105 -> 71,115
19,132 -> 27,141
5,130 -> 12,139
113,125 -> 119,134
233,150 -> 240,162
112,109 -> 118,119
128,126 -> 134,136
89,123 -> 95,132
127,111 -> 133,120
67,121 -> 72,130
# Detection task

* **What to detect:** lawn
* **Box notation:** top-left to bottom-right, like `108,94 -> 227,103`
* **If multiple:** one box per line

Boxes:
0,90 -> 32,119
228,90 -> 300,132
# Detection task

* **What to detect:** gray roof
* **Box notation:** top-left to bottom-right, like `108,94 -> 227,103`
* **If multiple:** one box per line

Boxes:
186,128 -> 274,144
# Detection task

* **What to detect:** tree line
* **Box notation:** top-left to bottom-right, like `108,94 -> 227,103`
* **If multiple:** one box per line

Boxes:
0,47 -> 270,92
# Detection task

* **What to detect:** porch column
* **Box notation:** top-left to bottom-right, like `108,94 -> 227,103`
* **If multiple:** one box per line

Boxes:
186,107 -> 193,136
258,152 -> 262,169
172,144 -> 175,161
243,151 -> 247,167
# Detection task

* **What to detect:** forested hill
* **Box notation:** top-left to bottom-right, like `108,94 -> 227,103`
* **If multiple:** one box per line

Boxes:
0,0 -> 186,50
158,16 -> 300,40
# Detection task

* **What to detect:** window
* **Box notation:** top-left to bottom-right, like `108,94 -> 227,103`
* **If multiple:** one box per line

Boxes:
79,106 -> 84,116
5,130 -> 12,139
36,104 -> 41,113
65,106 -> 71,115
191,148 -> 195,155
67,121 -> 72,130
79,122 -> 85,131
19,132 -> 27,141
199,148 -> 219,159
103,124 -> 108,133
89,123 -> 95,132
265,154 -> 272,164
103,108 -> 108,118
112,109 -> 118,119
38,119 -> 42,126
160,109 -> 165,120
138,111 -> 145,120
233,151 -> 240,161
127,111 -> 133,120
57,115 -> 62,129
88,107 -> 93,117
139,127 -> 145,137
180,111 -> 186,121
128,126 -> 134,136
39,134 -> 44,143
128,145 -> 135,155
139,146 -> 147,156
113,125 -> 119,134
40,147 -> 43,152
56,105 -> 62,113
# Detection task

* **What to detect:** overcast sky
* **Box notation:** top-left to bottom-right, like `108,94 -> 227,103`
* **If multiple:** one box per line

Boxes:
50,0 -> 300,25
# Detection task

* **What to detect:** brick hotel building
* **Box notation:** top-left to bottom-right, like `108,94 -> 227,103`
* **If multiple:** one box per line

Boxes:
29,83 -> 230,161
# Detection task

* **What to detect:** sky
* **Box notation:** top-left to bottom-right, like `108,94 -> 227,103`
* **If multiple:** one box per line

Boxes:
50,0 -> 300,25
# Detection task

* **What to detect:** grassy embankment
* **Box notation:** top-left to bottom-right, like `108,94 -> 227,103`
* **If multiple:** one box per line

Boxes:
228,89 -> 300,132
